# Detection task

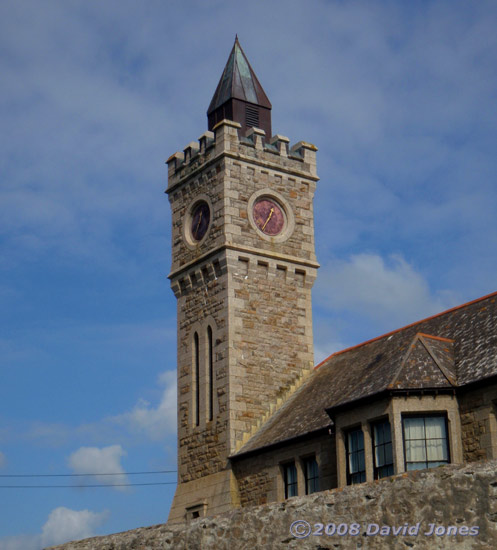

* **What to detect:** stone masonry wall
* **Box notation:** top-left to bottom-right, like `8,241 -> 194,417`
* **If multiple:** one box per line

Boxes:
166,120 -> 320,514
167,120 -> 320,466
49,459 -> 497,550
168,130 -> 232,483
174,258 -> 229,483
219,122 -> 319,452
233,433 -> 337,507
228,250 -> 316,450
459,383 -> 497,462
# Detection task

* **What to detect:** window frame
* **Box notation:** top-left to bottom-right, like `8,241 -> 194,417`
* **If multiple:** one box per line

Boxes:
303,456 -> 319,495
372,418 -> 394,479
345,426 -> 366,485
402,413 -> 450,471
283,462 -> 298,499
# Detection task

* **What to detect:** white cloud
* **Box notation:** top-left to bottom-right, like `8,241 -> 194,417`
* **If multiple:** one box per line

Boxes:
113,370 -> 177,441
0,507 -> 108,550
0,451 -> 6,469
41,507 -> 109,548
316,253 -> 456,328
68,445 -> 128,490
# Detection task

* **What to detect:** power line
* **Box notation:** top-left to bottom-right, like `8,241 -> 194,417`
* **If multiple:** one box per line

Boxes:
0,481 -> 177,488
0,470 -> 176,478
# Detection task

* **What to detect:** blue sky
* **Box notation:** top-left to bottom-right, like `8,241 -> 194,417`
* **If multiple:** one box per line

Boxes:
1,1 -> 496,547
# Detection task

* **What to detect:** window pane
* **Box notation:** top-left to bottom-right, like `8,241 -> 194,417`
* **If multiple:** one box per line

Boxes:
404,417 -> 425,440
426,438 -> 448,461
429,461 -> 446,468
305,457 -> 319,495
349,452 -> 358,473
358,450 -> 365,472
384,442 -> 393,465
374,423 -> 384,445
349,429 -> 364,452
403,415 -> 449,471
407,462 -> 426,471
284,463 -> 297,498
347,428 -> 365,484
373,420 -> 393,479
306,458 -> 318,480
425,416 -> 446,439
383,422 -> 392,442
349,431 -> 357,452
287,464 -> 296,484
405,438 -> 426,462
375,445 -> 385,467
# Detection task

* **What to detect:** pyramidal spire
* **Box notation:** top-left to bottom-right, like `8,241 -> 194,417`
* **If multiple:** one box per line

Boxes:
207,37 -> 272,138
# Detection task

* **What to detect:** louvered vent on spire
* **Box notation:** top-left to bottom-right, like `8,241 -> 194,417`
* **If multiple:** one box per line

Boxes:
207,37 -> 272,139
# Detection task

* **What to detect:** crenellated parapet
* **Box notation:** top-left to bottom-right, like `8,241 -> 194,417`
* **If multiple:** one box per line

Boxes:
166,119 -> 317,193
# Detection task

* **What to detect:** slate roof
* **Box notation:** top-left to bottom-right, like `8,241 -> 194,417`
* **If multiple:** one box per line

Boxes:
207,36 -> 271,115
233,291 -> 497,458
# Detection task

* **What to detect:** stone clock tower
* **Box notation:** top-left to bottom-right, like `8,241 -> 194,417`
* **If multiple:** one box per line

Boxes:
166,38 -> 319,522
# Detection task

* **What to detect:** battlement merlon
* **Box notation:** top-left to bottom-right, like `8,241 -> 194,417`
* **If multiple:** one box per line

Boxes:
165,119 -> 318,193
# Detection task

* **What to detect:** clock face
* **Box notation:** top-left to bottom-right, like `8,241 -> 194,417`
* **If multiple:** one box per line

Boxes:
252,198 -> 285,236
190,201 -> 211,242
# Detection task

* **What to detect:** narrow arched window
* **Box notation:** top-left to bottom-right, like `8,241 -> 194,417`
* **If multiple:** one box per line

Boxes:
194,331 -> 200,427
207,326 -> 213,421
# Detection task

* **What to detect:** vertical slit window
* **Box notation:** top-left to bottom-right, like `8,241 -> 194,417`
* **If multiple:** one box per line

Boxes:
208,326 -> 213,421
194,332 -> 200,427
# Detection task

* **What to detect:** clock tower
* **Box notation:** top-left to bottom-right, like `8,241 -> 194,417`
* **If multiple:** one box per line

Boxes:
166,38 -> 319,522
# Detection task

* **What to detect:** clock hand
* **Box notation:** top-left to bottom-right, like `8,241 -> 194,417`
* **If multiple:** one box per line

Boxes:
194,211 -> 203,237
261,207 -> 274,231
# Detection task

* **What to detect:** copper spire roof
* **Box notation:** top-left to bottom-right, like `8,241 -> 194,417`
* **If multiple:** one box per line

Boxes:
207,37 -> 272,138
207,37 -> 271,115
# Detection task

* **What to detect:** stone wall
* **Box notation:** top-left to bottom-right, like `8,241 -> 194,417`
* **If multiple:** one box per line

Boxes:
167,119 -> 321,519
228,247 -> 316,449
173,259 -> 229,483
232,432 -> 336,507
459,384 -> 497,462
48,459 -> 497,550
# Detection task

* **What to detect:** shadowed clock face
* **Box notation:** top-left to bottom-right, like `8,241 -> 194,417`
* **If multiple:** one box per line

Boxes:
190,201 -> 211,241
253,198 -> 285,236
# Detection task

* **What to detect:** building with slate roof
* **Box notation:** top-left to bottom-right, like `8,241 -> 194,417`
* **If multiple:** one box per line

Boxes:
166,38 -> 497,522
231,291 -> 497,505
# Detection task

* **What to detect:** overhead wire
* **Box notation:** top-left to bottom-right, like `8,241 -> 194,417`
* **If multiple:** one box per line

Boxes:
0,469 -> 177,488
0,470 -> 176,477
0,482 -> 177,488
